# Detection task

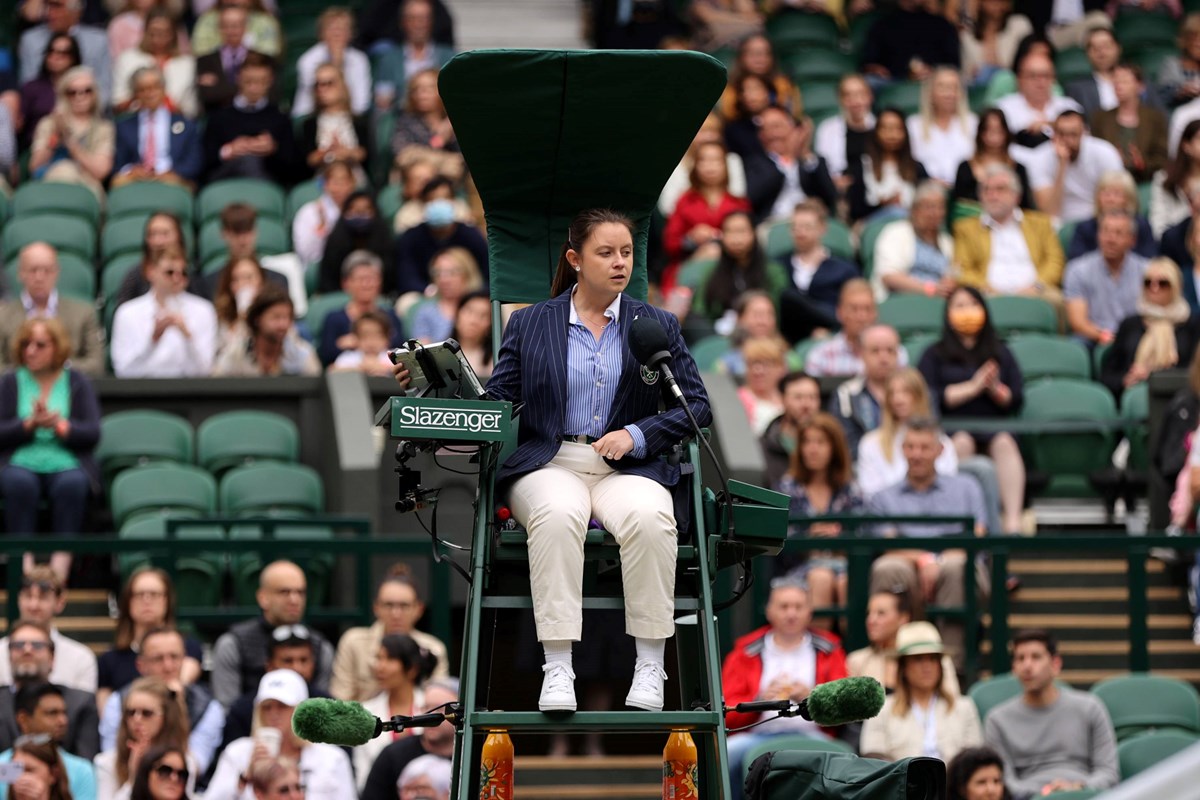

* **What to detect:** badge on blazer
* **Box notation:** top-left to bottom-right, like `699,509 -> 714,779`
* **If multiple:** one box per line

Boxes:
171,121 -> 184,134
641,365 -> 659,385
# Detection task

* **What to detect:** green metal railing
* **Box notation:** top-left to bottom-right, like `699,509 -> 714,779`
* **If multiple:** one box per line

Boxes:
2,523 -> 454,645
753,517 -> 1187,682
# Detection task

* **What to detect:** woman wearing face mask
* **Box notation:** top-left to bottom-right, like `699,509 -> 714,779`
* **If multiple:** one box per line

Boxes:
292,159 -> 357,266
1100,257 -> 1200,401
318,191 -> 397,295
212,256 -> 267,355
918,287 -> 1026,533
394,177 -> 490,298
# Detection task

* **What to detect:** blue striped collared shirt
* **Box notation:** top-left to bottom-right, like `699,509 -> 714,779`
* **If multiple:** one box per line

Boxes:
564,290 -> 646,457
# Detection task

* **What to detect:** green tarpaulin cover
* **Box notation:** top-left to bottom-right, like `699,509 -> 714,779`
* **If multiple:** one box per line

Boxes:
438,49 -> 726,304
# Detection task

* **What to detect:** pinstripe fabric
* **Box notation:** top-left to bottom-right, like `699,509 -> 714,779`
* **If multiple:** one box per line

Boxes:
487,289 -> 712,487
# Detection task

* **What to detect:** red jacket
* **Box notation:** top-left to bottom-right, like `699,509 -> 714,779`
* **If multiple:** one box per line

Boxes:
661,189 -> 751,289
721,625 -> 849,731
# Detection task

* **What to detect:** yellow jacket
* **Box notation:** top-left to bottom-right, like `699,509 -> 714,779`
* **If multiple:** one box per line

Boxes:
953,210 -> 1065,291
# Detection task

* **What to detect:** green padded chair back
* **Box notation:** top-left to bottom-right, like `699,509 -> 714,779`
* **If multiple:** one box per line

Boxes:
302,292 -> 349,338
878,295 -> 946,337
764,12 -> 841,52
1055,48 -> 1093,85
197,411 -> 301,477
903,332 -> 938,365
109,464 -> 217,529
1021,379 -> 1119,496
1117,731 -> 1199,779
968,673 -> 1023,721
875,81 -> 922,116
219,463 -> 324,516
1058,220 -> 1078,255
102,216 -> 195,262
107,182 -> 194,223
117,514 -> 226,605
5,251 -> 96,301
3,213 -> 96,262
797,81 -> 841,124
988,296 -> 1059,336
858,217 -> 893,279
689,335 -> 732,372
1092,673 -> 1200,741
286,180 -> 321,223
12,182 -> 101,227
1007,335 -> 1090,383
197,179 -> 286,224
439,50 -> 725,304
1122,382 -> 1152,472
742,735 -> 855,781
102,254 -> 142,300
783,50 -> 856,85
376,184 -> 403,224
95,410 -> 195,483
1115,10 -> 1179,52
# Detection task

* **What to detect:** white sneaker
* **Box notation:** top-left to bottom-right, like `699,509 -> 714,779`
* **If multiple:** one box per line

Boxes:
539,662 -> 577,712
625,658 -> 667,711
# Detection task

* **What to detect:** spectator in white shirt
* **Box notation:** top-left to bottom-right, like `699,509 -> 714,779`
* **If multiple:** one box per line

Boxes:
0,567 -> 97,693
291,7 -> 371,118
907,68 -> 977,185
292,159 -> 356,266
1150,118 -> 1200,238
111,245 -> 218,378
872,181 -> 956,303
814,73 -> 875,190
857,367 -> 959,497
1025,110 -> 1125,224
996,51 -> 1082,149
111,9 -> 198,117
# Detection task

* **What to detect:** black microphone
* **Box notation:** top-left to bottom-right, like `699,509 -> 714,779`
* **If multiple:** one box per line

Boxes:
629,316 -> 685,403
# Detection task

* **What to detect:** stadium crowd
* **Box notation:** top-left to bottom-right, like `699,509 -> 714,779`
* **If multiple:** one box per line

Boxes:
0,0 -> 1197,798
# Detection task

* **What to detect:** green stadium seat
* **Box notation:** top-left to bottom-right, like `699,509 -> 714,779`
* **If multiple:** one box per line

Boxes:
198,217 -> 289,264
1114,11 -> 1179,53
230,521 -> 335,606
793,337 -> 819,370
878,295 -> 946,337
689,335 -> 732,372
858,216 -> 893,279
0,190 -> 8,226
1092,673 -> 1200,742
95,410 -> 195,484
109,464 -> 217,529
1131,46 -> 1177,84
1093,341 -> 1111,380
3,213 -> 95,262
1021,378 -> 1119,497
967,83 -> 988,114
847,11 -> 877,53
1007,335 -> 1090,383
117,514 -> 226,607
107,182 -> 193,223
764,12 -> 841,54
784,50 -> 856,85
876,81 -> 922,116
968,673 -> 1023,721
301,291 -> 349,336
286,180 -> 321,223
903,332 -> 938,365
796,81 -> 840,124
102,254 -> 142,301
373,113 -> 397,187
12,182 -> 101,227
1055,48 -> 1093,86
741,735 -> 855,780
102,216 -> 195,262
1122,382 -> 1151,474
1117,731 -> 1199,779
219,462 -> 324,517
1138,181 -> 1152,215
377,184 -> 403,223
196,179 -> 285,224
677,258 -> 716,293
197,411 -> 300,477
988,296 -> 1059,336
1058,220 -> 1078,256
5,251 -> 96,301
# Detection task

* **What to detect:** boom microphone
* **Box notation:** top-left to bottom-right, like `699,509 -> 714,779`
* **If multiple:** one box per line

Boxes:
291,698 -> 456,746
733,676 -> 886,727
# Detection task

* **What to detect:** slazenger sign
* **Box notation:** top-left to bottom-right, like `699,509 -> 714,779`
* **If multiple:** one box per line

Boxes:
386,397 -> 512,442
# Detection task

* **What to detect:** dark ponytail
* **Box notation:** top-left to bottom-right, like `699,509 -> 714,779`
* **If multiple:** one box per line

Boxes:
380,633 -> 437,685
549,208 -> 637,297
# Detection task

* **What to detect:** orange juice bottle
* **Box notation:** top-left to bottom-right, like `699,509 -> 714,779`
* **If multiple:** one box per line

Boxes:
662,730 -> 698,800
479,729 -> 514,799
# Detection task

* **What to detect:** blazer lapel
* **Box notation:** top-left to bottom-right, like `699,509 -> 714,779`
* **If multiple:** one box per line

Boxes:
543,293 -> 569,415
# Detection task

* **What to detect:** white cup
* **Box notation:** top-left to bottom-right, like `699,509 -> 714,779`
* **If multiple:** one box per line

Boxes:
255,726 -> 282,757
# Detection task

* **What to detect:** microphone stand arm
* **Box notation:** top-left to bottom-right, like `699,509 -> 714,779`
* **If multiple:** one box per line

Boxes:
377,703 -> 464,735
730,698 -> 811,720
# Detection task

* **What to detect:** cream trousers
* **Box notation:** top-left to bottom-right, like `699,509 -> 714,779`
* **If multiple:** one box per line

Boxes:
509,442 -> 677,641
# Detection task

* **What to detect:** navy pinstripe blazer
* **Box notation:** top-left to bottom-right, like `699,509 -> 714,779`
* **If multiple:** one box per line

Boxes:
486,288 -> 712,488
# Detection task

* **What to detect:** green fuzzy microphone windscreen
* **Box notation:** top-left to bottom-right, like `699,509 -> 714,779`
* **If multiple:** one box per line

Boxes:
291,698 -> 380,746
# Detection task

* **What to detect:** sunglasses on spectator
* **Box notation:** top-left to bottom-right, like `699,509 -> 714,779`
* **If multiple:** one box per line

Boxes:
10,639 -> 50,651
1144,278 -> 1170,289
152,765 -> 189,783
66,86 -> 94,97
162,267 -> 189,278
272,624 -> 311,642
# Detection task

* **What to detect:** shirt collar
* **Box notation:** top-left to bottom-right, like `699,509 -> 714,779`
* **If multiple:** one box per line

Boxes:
981,208 -> 1023,229
568,285 -> 621,326
22,290 -> 58,317
233,94 -> 268,112
901,475 -> 942,494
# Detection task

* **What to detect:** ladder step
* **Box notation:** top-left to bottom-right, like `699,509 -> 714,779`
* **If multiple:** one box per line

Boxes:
482,596 -> 701,610
468,710 -> 722,732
